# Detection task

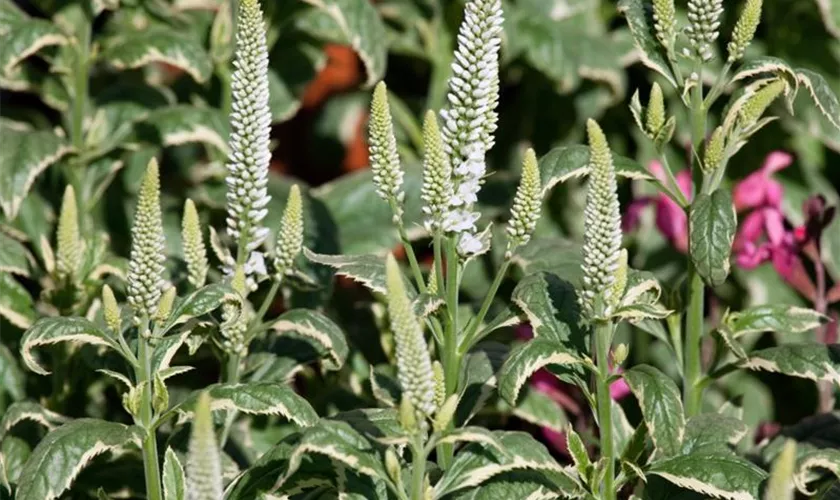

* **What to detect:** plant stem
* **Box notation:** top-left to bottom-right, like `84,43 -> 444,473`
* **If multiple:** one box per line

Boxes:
254,280 -> 281,322
438,236 -> 460,469
433,233 -> 445,299
594,320 -> 615,500
814,249 -> 834,412
391,200 -> 426,292
137,319 -> 163,500
219,352 -> 242,446
410,436 -> 427,500
461,259 -> 510,353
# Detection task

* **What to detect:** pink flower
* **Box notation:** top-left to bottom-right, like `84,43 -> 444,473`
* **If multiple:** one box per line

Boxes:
623,161 -> 692,253
732,151 -> 793,212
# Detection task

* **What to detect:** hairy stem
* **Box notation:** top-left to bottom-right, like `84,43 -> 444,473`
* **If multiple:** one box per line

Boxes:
137,319 -> 163,500
594,320 -> 616,500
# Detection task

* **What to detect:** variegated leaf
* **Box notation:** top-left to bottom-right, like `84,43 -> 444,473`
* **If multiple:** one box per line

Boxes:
413,292 -> 444,319
163,447 -> 185,500
0,435 -> 29,490
457,342 -> 507,426
732,57 -> 798,95
304,248 -> 418,297
101,29 -> 212,82
369,366 -> 400,408
0,232 -> 30,276
689,189 -> 737,287
0,402 -> 68,442
767,440 -> 797,500
622,365 -> 685,457
143,106 -> 229,153
740,344 -> 840,383
816,0 -> 840,38
437,427 -> 505,452
175,383 -> 318,428
0,272 -> 34,328
158,284 -> 238,335
506,386 -> 567,435
566,426 -> 592,477
0,123 -> 72,220
331,409 -> 408,445
616,0 -> 677,87
151,330 -> 191,373
723,305 -> 828,338
794,448 -> 840,495
20,317 -> 126,375
716,327 -> 748,360
649,453 -> 767,500
511,272 -> 586,350
0,344 -> 25,401
269,309 -> 348,371
0,18 -> 66,75
797,68 -> 840,131
612,303 -> 672,323
538,145 -> 655,196
15,419 -> 142,500
681,414 -> 748,456
497,338 -> 583,405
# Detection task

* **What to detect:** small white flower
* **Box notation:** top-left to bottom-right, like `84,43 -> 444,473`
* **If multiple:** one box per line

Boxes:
444,210 -> 479,233
458,233 -> 483,256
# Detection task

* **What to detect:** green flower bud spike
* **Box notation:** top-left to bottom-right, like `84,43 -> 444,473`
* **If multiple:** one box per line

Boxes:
607,249 -> 628,309
704,126 -> 726,175
727,0 -> 762,64
739,79 -> 785,129
187,392 -> 224,500
399,396 -> 418,432
433,394 -> 458,433
432,360 -> 445,410
612,343 -> 629,366
646,83 -> 666,137
220,267 -> 248,356
580,120 -> 622,319
56,185 -> 81,280
182,199 -> 208,289
102,285 -> 121,332
274,185 -> 304,279
652,0 -> 676,49
420,111 -> 453,232
369,82 -> 404,219
506,149 -> 542,258
386,254 -> 437,417
127,158 -> 166,323
385,447 -> 402,485
686,0 -> 724,61
155,287 -> 176,322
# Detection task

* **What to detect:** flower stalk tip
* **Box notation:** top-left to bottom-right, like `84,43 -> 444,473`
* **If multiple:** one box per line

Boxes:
274,184 -> 304,279
102,285 -> 121,332
186,392 -> 224,500
369,82 -> 404,217
182,199 -> 209,289
506,148 -> 542,257
56,186 -> 82,280
421,110 -> 453,233
728,0 -> 763,63
686,0 -> 724,61
127,158 -> 166,323
652,0 -> 676,49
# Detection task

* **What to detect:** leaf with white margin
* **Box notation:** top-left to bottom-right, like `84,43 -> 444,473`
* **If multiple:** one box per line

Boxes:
0,232 -> 30,276
648,453 -> 767,500
794,448 -> 840,495
623,365 -> 685,457
142,105 -> 229,154
723,305 -> 828,338
0,123 -> 72,219
413,292 -> 444,319
331,408 -> 409,446
497,338 -> 583,405
616,0 -> 677,88
97,369 -> 133,389
163,447 -> 185,500
20,317 -> 127,375
298,0 -> 387,86
174,382 -> 318,428
437,427 -> 506,452
716,326 -> 748,360
434,431 -> 579,498
14,419 -> 142,500
797,68 -> 840,131
732,57 -> 798,96
151,330 -> 191,373
269,309 -> 349,371
0,272 -> 34,328
681,414 -> 748,456
740,344 -> 840,383
1,436 -> 30,490
0,402 -> 68,441
101,29 -> 212,82
612,303 -> 672,323
506,387 -> 567,435
276,419 -> 387,489
816,0 -> 840,38
369,366 -> 400,408
538,145 -> 655,196
511,272 -> 587,352
305,248 -> 409,296
689,189 -> 737,287
158,284 -> 238,335
457,342 -> 508,426
0,17 -> 66,74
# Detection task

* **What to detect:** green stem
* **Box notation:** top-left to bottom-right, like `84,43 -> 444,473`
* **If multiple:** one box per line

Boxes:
254,280 -> 281,322
433,232 -> 445,299
137,320 -> 163,500
461,259 -> 510,353
219,353 -> 242,446
438,236 -> 460,469
410,436 -> 427,500
391,200 -> 426,293
594,320 -> 615,500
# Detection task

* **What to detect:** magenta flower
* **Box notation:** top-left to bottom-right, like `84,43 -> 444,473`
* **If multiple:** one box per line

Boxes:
623,161 -> 692,253
732,152 -> 792,212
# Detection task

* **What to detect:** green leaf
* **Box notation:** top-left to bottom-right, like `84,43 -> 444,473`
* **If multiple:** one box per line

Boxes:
141,106 -> 229,154
0,345 -> 25,401
689,189 -> 736,287
438,427 -> 506,452
0,272 -> 34,328
623,365 -> 685,457
511,273 -> 585,348
331,408 -> 408,446
269,309 -> 349,371
158,284 -> 238,335
457,342 -> 508,426
816,0 -> 840,38
0,17 -> 66,75
794,448 -> 840,495
0,233 -> 30,276
797,68 -> 840,132
767,440 -> 796,500
724,305 -> 828,337
566,426 -> 592,477
434,431 -> 577,498
15,419 -> 142,500
497,338 -> 583,405
617,0 -> 677,87
510,237 -> 582,284
716,327 -> 748,360
1,436 -> 30,489
369,366 -> 400,408
162,447 -> 185,500
507,386 -> 567,435
0,402 -> 68,442
298,0 -> 387,86
740,344 -> 840,383
612,303 -> 672,323
649,453 -> 767,500
732,57 -> 798,92
304,249 -> 389,294
538,145 -> 654,196
223,433 -> 302,498
681,414 -> 748,455
101,29 -> 213,82
268,69 -> 302,123
175,382 -> 318,428
20,317 -> 126,376
0,123 -> 72,220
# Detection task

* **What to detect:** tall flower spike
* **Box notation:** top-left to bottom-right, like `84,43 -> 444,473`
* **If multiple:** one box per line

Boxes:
652,0 -> 676,49
580,121 -> 622,319
686,0 -> 724,61
220,267 -> 248,356
704,126 -> 726,175
739,79 -> 785,129
102,285 -> 121,332
506,149 -> 541,258
127,159 -> 166,323
274,185 -> 304,279
369,82 -> 404,219
182,199 -> 209,289
646,82 -> 666,137
420,111 -> 453,233
187,392 -> 224,500
727,0 -> 762,64
386,254 -> 436,417
440,0 -> 504,256
225,0 -> 271,268
56,186 -> 81,279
